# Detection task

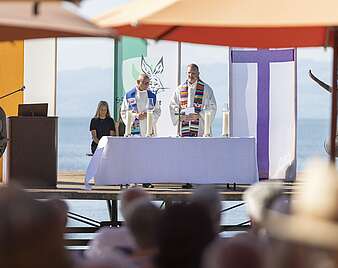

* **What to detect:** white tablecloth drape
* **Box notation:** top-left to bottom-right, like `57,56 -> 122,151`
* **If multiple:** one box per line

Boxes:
85,137 -> 258,186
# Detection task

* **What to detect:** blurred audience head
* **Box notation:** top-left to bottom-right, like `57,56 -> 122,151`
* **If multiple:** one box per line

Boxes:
125,199 -> 162,251
203,235 -> 263,268
78,251 -> 134,268
191,186 -> 222,234
86,188 -> 150,261
119,187 -> 151,219
0,185 -> 70,268
243,180 -> 283,230
46,198 -> 69,231
156,202 -> 214,268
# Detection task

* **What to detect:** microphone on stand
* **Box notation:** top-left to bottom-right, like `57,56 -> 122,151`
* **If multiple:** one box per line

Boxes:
0,85 -> 25,100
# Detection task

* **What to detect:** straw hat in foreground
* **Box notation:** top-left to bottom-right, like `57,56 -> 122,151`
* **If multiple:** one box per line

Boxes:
265,159 -> 338,250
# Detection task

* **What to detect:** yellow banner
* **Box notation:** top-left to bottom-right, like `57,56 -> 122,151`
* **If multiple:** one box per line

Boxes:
0,41 -> 24,182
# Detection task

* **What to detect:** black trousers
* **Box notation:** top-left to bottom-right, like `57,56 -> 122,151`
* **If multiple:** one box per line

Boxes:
91,142 -> 98,154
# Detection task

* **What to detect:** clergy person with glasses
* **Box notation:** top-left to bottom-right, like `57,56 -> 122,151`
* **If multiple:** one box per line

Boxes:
120,73 -> 161,188
120,73 -> 161,137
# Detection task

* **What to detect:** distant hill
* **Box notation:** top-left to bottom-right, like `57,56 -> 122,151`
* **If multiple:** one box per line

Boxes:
56,58 -> 332,119
57,67 -> 114,117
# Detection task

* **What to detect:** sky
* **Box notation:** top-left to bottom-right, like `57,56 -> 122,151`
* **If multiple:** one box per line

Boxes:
57,0 -> 125,71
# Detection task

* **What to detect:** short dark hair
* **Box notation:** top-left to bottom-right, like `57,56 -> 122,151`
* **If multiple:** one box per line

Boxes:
137,73 -> 150,81
187,63 -> 199,72
156,203 -> 214,268
126,200 -> 161,249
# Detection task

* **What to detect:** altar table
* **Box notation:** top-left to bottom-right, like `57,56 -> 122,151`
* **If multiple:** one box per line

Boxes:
85,137 -> 258,186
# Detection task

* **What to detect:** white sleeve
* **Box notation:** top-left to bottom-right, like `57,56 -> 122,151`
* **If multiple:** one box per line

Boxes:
199,84 -> 217,122
208,86 -> 217,122
169,88 -> 180,126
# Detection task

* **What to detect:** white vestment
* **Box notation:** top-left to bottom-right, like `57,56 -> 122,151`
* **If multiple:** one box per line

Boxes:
169,81 -> 217,136
121,88 -> 161,136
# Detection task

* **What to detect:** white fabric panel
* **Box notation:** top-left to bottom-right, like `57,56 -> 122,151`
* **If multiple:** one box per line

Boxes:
230,59 -> 257,137
230,48 -> 296,180
24,39 -> 56,116
269,62 -> 296,178
147,41 -> 179,137
85,137 -> 259,185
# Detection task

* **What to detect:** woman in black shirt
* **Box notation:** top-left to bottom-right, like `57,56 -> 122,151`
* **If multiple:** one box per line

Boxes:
90,101 -> 115,154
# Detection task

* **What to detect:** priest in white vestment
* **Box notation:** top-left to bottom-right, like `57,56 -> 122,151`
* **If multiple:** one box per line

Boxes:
169,64 -> 217,137
121,74 -> 161,136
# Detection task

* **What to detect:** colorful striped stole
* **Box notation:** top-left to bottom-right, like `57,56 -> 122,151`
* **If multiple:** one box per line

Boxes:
179,80 -> 205,137
126,87 -> 157,135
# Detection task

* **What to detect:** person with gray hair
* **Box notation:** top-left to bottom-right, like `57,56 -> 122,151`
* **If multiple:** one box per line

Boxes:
243,180 -> 283,233
191,186 -> 222,234
120,73 -> 161,137
120,187 -> 152,219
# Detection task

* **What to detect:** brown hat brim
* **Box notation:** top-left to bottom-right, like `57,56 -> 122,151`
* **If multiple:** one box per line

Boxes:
264,210 -> 338,250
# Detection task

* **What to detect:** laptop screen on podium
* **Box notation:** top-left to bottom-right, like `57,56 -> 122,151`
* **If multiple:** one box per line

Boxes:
18,103 -> 48,117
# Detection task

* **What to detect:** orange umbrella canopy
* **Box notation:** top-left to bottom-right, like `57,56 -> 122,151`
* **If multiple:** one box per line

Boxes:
0,0 -> 81,2
0,2 -> 113,41
95,0 -> 338,48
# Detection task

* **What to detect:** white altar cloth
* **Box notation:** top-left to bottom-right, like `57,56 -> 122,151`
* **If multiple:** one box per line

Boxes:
85,137 -> 258,186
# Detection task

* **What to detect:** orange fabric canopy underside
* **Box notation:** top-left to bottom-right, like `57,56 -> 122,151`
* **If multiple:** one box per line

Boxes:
0,2 -> 113,41
114,25 -> 332,48
95,0 -> 338,48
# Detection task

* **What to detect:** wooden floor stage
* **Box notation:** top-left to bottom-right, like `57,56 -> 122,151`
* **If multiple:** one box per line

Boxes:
24,172 -> 296,202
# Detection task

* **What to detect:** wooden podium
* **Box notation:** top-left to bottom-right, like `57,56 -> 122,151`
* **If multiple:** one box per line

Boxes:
6,116 -> 58,188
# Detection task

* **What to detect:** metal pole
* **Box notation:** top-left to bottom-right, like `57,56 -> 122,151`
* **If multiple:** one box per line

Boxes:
113,38 -> 120,120
293,49 -> 298,177
177,42 -> 181,85
106,200 -> 118,225
177,42 -> 182,136
330,30 -> 337,162
53,38 -> 58,116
